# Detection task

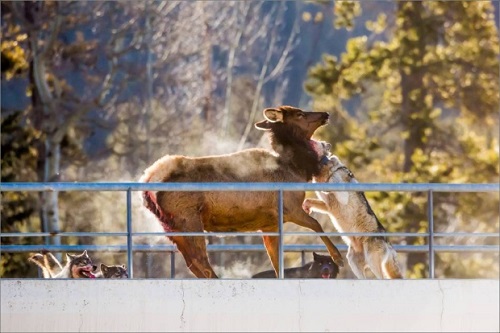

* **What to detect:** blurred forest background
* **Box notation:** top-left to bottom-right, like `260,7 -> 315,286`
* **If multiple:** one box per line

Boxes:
1,1 -> 499,279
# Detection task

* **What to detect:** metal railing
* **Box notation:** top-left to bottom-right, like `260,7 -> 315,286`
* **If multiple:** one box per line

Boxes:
1,182 -> 498,279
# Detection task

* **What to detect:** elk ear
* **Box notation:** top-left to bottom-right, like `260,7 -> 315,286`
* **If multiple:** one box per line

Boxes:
333,191 -> 349,206
254,120 -> 272,130
262,108 -> 284,123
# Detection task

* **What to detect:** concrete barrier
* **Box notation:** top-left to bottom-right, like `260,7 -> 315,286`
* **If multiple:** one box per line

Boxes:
1,279 -> 498,332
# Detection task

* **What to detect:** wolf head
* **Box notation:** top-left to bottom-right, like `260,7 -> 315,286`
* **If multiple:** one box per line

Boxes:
100,263 -> 128,279
310,252 -> 339,279
68,250 -> 97,278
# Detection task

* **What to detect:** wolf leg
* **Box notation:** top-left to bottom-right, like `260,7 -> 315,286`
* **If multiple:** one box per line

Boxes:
365,239 -> 403,279
346,246 -> 367,279
381,244 -> 403,279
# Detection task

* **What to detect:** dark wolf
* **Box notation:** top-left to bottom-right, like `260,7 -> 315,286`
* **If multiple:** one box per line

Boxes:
252,252 -> 339,279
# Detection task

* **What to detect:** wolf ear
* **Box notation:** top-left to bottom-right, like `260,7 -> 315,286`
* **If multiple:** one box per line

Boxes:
66,253 -> 75,261
83,250 -> 88,256
100,264 -> 109,273
313,252 -> 319,260
121,265 -> 126,269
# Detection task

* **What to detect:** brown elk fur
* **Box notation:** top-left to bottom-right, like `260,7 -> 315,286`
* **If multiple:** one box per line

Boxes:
140,106 -> 344,278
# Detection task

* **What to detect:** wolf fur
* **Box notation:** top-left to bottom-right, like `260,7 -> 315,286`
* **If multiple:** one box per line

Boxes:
95,264 -> 128,279
29,250 -> 97,278
28,251 -> 61,278
252,252 -> 339,279
303,141 -> 403,279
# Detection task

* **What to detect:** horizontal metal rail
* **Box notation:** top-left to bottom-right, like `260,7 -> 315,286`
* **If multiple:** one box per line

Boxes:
2,231 -> 498,238
0,182 -> 498,279
0,182 -> 498,192
2,244 -> 498,253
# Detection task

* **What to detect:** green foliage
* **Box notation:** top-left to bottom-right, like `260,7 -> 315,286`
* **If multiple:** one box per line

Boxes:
1,111 -> 41,277
333,1 -> 361,30
306,1 -> 499,278
0,25 -> 28,80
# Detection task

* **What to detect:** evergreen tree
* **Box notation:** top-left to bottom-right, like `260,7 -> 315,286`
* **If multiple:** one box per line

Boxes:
305,1 -> 499,278
0,111 -> 40,277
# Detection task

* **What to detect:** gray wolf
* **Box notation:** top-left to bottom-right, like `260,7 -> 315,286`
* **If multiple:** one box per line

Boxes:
29,250 -> 97,278
252,252 -> 339,279
95,264 -> 128,278
140,106 -> 344,278
303,141 -> 403,279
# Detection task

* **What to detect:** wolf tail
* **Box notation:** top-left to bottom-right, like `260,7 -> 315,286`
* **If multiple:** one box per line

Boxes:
28,253 -> 53,278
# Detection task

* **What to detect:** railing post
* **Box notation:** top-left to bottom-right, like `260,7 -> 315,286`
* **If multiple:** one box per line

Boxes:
278,189 -> 284,279
428,190 -> 435,279
126,188 -> 133,278
170,252 -> 176,278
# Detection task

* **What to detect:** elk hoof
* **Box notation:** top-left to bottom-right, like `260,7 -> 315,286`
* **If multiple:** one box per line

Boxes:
335,257 -> 345,267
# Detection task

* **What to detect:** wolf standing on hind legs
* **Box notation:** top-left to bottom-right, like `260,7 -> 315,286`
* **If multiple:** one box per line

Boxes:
140,106 -> 344,278
303,141 -> 403,279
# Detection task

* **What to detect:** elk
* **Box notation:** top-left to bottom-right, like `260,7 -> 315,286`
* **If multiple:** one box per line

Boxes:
140,106 -> 344,278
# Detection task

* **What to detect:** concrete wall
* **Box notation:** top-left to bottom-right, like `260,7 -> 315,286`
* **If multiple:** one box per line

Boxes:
1,279 -> 498,332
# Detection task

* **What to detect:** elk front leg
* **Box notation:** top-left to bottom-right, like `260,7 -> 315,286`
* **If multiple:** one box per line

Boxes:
262,235 -> 280,277
171,234 -> 218,279
290,211 -> 344,267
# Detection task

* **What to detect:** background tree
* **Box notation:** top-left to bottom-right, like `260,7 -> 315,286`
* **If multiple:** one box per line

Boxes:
1,0 -> 498,278
305,0 -> 499,278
